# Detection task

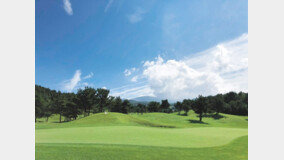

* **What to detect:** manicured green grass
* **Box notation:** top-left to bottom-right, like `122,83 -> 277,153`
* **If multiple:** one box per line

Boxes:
36,112 -> 248,160
131,111 -> 248,128
36,136 -> 248,160
36,111 -> 247,129
36,126 -> 247,148
36,112 -> 168,129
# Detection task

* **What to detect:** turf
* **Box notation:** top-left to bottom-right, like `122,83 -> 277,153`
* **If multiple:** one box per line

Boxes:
131,111 -> 248,128
36,112 -> 248,160
36,126 -> 247,148
36,111 -> 248,129
36,136 -> 248,160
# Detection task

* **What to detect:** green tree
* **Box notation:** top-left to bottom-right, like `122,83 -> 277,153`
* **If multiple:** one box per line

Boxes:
62,93 -> 81,121
181,99 -> 191,116
42,103 -> 52,122
160,99 -> 170,113
174,101 -> 182,115
35,85 -> 53,122
224,92 -> 238,103
212,94 -> 224,115
97,88 -> 110,112
147,101 -> 160,112
76,87 -> 97,116
121,99 -> 131,114
110,97 -> 123,112
205,96 -> 216,114
137,103 -> 146,115
106,96 -> 115,112
192,95 -> 208,122
63,101 -> 80,121
51,91 -> 66,123
35,94 -> 45,122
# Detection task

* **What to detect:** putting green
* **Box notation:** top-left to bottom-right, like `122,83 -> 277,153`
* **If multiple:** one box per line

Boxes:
36,126 -> 247,148
36,136 -> 248,160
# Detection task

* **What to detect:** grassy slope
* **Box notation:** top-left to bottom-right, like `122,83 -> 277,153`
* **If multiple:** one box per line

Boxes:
36,126 -> 247,148
131,111 -> 248,128
36,111 -> 247,129
36,112 -> 169,129
36,136 -> 248,160
36,112 -> 248,160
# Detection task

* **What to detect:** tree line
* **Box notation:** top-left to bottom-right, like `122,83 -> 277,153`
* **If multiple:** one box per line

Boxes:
35,85 -> 248,122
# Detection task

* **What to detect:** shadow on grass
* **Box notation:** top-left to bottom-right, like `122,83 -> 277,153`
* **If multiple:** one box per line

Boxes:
154,125 -> 176,128
202,114 -> 225,120
53,121 -> 69,124
179,113 -> 188,116
142,122 -> 176,128
188,120 -> 208,124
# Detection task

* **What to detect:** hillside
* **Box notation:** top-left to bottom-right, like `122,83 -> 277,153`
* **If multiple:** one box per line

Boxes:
36,136 -> 248,160
36,111 -> 247,129
36,112 -> 248,160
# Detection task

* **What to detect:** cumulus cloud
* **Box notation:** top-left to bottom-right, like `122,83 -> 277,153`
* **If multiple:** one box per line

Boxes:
62,70 -> 81,92
63,0 -> 73,15
127,8 -> 146,23
115,34 -> 248,101
124,68 -> 136,76
142,34 -> 248,101
104,0 -> 114,13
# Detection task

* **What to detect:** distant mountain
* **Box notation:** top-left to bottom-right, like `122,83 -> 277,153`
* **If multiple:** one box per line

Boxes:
128,100 -> 148,105
128,96 -> 177,105
126,96 -> 181,106
131,96 -> 161,102
127,96 -> 160,106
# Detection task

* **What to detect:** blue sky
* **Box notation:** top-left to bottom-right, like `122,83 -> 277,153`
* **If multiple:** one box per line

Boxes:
36,0 -> 248,101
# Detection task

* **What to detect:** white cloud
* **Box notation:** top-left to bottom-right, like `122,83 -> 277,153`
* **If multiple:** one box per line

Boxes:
142,34 -> 248,101
62,70 -> 81,92
104,0 -> 114,13
82,82 -> 89,86
127,8 -> 146,23
111,84 -> 154,99
83,72 -> 94,79
111,81 -> 147,92
114,34 -> 248,101
131,76 -> 138,82
63,0 -> 73,15
124,68 -> 136,76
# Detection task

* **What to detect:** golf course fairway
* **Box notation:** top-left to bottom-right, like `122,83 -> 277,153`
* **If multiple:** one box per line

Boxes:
36,112 -> 248,160
36,126 -> 247,148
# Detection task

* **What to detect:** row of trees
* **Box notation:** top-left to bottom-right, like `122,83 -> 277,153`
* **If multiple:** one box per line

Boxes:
35,85 -> 248,122
36,85 -> 119,122
174,92 -> 248,121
